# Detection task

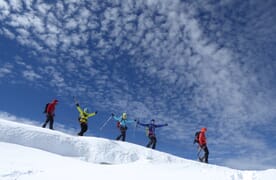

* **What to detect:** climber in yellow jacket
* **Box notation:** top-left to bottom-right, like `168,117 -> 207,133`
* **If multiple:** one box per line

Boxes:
76,103 -> 97,136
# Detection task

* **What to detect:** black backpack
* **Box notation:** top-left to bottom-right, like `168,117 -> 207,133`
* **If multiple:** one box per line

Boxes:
193,131 -> 200,144
43,103 -> 49,113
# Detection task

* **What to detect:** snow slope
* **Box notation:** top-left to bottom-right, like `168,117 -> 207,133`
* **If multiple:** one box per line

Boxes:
0,118 -> 275,180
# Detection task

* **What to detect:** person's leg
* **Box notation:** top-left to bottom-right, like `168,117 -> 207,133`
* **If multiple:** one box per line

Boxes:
146,136 -> 153,147
116,134 -> 122,140
151,136 -> 157,149
78,123 -> 87,136
203,146 -> 209,163
42,115 -> 50,128
121,127 -> 126,141
82,123 -> 88,135
49,116 -> 54,129
147,140 -> 152,147
116,127 -> 124,140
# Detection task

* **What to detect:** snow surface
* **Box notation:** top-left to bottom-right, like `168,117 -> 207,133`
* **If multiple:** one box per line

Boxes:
0,118 -> 275,180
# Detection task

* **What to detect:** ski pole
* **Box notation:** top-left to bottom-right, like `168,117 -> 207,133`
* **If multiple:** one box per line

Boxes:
73,96 -> 78,104
197,147 -> 202,156
133,120 -> 138,138
197,146 -> 202,160
100,115 -> 113,131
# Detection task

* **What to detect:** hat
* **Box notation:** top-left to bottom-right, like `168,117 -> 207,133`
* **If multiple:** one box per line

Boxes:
84,108 -> 89,113
122,112 -> 127,119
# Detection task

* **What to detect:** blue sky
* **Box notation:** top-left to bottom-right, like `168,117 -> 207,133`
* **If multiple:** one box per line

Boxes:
0,0 -> 275,170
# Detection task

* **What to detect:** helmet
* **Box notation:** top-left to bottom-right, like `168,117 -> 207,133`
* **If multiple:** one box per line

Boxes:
201,127 -> 207,132
83,108 -> 89,113
122,112 -> 127,119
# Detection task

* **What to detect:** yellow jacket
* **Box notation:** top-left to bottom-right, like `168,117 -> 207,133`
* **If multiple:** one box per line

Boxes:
77,106 -> 96,123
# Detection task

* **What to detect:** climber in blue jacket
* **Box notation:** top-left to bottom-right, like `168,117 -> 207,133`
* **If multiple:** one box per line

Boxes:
112,112 -> 135,141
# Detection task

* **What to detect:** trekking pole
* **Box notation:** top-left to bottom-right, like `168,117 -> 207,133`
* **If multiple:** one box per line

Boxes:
100,115 -> 113,131
73,96 -> 78,104
197,147 -> 202,157
197,146 -> 202,161
133,120 -> 138,138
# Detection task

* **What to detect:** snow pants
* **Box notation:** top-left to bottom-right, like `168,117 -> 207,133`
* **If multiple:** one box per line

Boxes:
42,114 -> 54,129
116,126 -> 127,141
78,122 -> 88,136
147,134 -> 157,149
200,145 -> 209,163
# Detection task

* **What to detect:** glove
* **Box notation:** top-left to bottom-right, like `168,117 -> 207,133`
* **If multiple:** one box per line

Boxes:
76,103 -> 79,106
95,111 -> 98,114
111,113 -> 114,116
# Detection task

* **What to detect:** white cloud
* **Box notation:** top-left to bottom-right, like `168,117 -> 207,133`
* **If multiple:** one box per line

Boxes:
0,111 -> 36,125
1,28 -> 15,39
16,27 -> 30,37
0,63 -> 13,78
8,0 -> 23,12
23,0 -> 34,10
22,70 -> 42,81
65,18 -> 78,30
0,0 -> 10,18
34,1 -> 51,15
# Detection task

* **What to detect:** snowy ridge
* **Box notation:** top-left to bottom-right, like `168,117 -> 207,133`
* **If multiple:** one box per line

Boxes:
0,118 -> 183,164
1,118 -> 276,180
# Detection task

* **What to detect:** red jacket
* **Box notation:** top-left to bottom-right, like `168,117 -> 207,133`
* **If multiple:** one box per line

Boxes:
46,99 -> 58,116
199,131 -> 207,146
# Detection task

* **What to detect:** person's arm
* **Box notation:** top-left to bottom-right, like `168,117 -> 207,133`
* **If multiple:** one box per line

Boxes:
137,121 -> 149,127
154,123 -> 168,128
87,111 -> 97,117
76,104 -> 83,114
113,115 -> 121,121
126,118 -> 136,123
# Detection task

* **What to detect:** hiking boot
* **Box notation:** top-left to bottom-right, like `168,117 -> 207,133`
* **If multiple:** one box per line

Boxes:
199,157 -> 204,162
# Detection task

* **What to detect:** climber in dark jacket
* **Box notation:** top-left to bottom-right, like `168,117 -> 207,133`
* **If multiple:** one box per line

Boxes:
137,119 -> 168,149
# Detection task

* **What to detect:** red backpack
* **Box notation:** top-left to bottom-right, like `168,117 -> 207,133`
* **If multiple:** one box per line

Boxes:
116,121 -> 120,128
